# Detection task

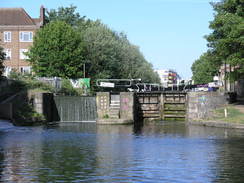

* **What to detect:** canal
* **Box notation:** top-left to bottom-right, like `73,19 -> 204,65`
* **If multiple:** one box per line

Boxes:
0,120 -> 244,182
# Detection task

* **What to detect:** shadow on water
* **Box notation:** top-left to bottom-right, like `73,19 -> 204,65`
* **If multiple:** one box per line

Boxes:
133,119 -> 144,135
0,134 -> 4,181
133,119 -> 188,137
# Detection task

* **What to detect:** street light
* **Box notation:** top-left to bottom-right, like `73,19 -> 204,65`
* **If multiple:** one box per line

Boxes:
83,64 -> 85,78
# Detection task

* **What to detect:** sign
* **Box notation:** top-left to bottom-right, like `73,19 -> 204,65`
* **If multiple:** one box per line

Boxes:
70,78 -> 90,89
100,82 -> 115,88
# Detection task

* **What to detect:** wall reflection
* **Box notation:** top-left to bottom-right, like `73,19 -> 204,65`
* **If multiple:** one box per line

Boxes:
0,121 -> 244,182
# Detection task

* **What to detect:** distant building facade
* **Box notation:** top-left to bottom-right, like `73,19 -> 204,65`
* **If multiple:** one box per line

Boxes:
0,6 -> 45,76
155,69 -> 180,87
218,64 -> 244,96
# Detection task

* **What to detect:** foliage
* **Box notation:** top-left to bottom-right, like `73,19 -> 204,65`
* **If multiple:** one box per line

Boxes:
206,0 -> 244,76
16,102 -> 45,124
103,114 -> 110,119
6,71 -> 87,96
27,21 -> 85,79
82,23 -> 160,83
191,52 -> 221,84
46,5 -> 87,27
59,79 -> 80,95
192,0 -> 244,82
8,71 -> 55,93
33,5 -> 160,85
0,46 -> 5,76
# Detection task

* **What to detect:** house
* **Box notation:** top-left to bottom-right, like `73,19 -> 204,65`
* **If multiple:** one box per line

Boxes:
218,64 -> 244,97
0,6 -> 45,76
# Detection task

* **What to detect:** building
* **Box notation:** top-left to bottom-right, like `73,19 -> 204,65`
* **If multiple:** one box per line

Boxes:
218,64 -> 244,96
0,6 -> 45,76
155,69 -> 180,87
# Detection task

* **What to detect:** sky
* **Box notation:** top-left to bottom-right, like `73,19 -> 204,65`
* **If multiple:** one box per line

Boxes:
1,0 -> 220,79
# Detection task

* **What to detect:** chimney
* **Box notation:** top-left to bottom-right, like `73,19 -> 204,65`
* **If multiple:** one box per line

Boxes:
40,5 -> 45,26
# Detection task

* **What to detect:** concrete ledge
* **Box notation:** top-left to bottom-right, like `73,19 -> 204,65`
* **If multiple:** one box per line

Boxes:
188,121 -> 244,129
97,119 -> 133,125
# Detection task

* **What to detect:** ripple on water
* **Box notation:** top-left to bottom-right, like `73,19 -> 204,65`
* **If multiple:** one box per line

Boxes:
0,122 -> 244,183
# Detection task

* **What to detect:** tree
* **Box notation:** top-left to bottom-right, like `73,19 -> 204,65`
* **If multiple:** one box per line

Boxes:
42,5 -> 160,83
82,23 -> 160,83
27,21 -> 85,78
205,0 -> 244,78
82,24 -> 121,79
191,52 -> 221,84
46,5 -> 83,26
192,0 -> 244,82
0,46 -> 5,76
46,5 -> 94,29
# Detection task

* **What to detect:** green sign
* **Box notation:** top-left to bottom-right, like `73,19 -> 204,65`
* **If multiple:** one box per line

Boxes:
70,78 -> 90,90
78,78 -> 90,89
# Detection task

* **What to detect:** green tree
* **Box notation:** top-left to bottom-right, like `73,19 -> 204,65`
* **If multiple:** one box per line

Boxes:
27,21 -> 85,78
82,23 -> 160,83
41,5 -> 160,83
205,0 -> 244,78
46,5 -> 84,26
0,46 -> 5,76
46,5 -> 94,29
82,24 -> 121,79
191,52 -> 221,84
192,0 -> 244,82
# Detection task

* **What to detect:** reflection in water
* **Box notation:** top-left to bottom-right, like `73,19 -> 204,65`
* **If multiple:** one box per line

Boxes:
0,146 -> 3,181
0,121 -> 244,182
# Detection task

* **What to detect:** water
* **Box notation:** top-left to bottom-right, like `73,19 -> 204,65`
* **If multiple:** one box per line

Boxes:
0,120 -> 244,183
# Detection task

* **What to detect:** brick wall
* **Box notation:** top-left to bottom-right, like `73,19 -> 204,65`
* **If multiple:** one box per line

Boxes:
0,27 -> 37,72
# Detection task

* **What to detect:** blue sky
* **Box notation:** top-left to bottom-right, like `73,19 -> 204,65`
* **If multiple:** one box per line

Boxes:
1,0 -> 219,79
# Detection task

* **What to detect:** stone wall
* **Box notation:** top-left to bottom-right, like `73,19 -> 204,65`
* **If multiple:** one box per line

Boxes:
28,91 -> 54,122
96,92 -> 110,120
120,92 -> 134,121
187,92 -> 227,120
96,92 -> 134,124
0,91 -> 54,124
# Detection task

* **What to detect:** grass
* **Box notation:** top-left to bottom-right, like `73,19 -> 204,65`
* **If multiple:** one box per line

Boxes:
210,106 -> 244,124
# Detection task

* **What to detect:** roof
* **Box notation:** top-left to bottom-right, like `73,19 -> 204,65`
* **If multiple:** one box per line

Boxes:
0,8 -> 39,26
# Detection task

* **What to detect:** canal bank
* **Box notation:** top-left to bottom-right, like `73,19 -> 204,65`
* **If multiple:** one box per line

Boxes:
2,88 -> 244,128
188,104 -> 244,129
188,121 -> 244,129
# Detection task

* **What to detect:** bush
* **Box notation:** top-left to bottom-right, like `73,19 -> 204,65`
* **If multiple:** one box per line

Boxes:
59,79 -> 78,95
8,71 -> 55,93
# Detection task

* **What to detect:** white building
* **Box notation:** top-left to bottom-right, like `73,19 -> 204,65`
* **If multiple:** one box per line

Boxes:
155,69 -> 180,87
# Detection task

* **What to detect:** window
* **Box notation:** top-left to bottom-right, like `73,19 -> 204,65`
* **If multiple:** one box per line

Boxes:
20,49 -> 29,59
4,49 -> 11,60
4,32 -> 11,42
20,66 -> 31,74
19,32 -> 33,42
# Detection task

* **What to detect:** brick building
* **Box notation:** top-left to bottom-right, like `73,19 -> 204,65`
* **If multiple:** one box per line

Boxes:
0,6 -> 45,76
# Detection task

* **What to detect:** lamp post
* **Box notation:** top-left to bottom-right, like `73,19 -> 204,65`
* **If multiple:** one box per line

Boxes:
83,64 -> 85,78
